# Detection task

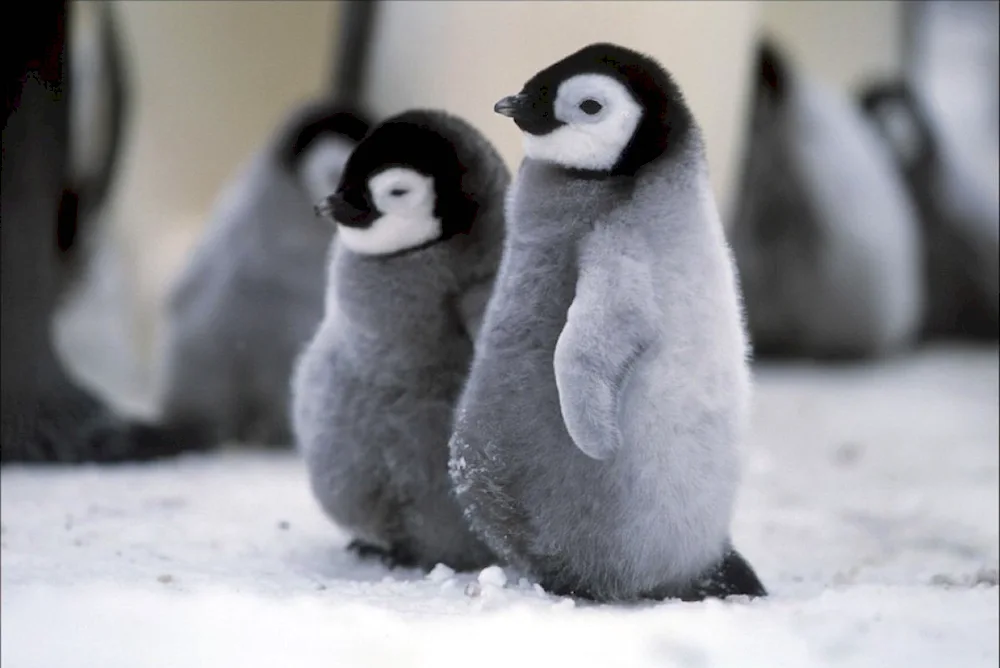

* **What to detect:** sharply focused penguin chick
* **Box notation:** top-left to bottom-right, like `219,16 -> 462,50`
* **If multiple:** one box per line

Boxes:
728,41 -> 925,359
292,109 -> 507,571
155,100 -> 371,448
860,80 -> 999,340
449,43 -> 767,602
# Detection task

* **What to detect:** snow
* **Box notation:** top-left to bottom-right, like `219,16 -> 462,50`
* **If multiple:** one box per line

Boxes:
426,563 -> 456,583
477,565 -> 509,588
2,345 -> 998,667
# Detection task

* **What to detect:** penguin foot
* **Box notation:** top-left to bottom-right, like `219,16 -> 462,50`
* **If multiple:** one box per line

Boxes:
346,539 -> 419,570
675,548 -> 768,601
532,547 -> 768,603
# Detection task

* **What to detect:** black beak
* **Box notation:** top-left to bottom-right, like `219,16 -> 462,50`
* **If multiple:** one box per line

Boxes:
494,94 -> 528,118
315,193 -> 373,227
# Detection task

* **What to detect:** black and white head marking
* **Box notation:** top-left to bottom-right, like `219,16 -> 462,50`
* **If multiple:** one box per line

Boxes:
317,110 -> 479,256
297,136 -> 358,204
858,80 -> 937,173
493,42 -> 693,176
279,103 -> 372,203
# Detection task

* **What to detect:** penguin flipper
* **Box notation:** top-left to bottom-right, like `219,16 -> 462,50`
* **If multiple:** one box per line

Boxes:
553,250 -> 657,461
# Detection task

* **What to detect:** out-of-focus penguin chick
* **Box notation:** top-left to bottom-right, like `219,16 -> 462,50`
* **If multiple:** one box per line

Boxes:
859,80 -> 998,340
905,0 -> 999,307
729,40 -> 926,360
450,43 -> 767,602
291,109 -> 507,571
153,100 -> 371,449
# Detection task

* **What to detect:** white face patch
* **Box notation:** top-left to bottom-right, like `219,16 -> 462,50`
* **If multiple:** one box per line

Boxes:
297,136 -> 357,204
522,73 -> 643,171
336,167 -> 442,256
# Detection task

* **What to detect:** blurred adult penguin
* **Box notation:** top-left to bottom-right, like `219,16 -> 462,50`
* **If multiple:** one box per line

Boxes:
859,80 -> 998,339
729,39 -> 926,360
2,1 -> 192,463
152,101 -> 371,448
61,0 -> 130,290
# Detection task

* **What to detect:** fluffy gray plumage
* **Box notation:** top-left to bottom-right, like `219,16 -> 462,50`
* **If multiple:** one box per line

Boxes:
729,41 -> 926,359
155,99 -> 368,447
292,109 -> 507,571
449,43 -> 766,601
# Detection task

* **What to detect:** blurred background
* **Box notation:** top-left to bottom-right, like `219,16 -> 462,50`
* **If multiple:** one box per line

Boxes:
50,0 -> 996,419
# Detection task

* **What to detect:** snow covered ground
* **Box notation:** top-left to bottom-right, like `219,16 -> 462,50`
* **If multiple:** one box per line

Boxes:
3,238 -> 998,667
3,344 -> 998,668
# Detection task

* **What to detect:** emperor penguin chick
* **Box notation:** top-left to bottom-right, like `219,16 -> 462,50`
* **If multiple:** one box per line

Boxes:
155,100 -> 370,448
292,109 -> 507,571
729,41 -> 925,359
449,43 -> 767,601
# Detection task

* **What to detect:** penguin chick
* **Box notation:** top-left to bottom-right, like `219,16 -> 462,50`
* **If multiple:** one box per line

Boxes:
449,43 -> 767,602
291,109 -> 507,571
728,40 -> 925,360
154,100 -> 371,448
859,79 -> 999,340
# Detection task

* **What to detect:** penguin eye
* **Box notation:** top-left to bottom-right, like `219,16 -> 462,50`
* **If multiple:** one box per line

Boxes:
579,99 -> 603,115
390,188 -> 409,197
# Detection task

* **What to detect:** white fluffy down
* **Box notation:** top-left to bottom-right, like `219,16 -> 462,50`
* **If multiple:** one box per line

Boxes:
336,167 -> 442,256
522,73 -> 643,171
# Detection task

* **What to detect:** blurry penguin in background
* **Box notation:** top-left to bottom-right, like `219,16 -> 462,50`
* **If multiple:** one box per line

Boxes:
60,0 -> 130,291
2,1 -> 205,463
729,39 -> 926,360
888,0 -> 999,340
138,1 -> 383,450
859,80 -> 998,340
152,102 -> 371,448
